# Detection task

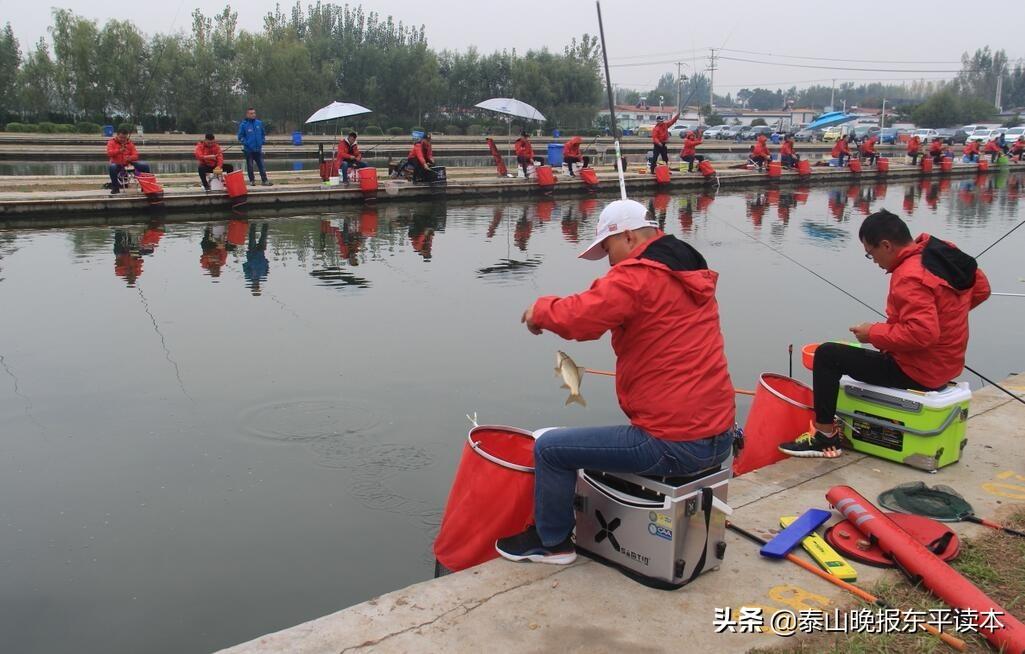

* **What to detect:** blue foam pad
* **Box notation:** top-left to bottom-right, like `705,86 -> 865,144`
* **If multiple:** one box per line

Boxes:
760,508 -> 832,559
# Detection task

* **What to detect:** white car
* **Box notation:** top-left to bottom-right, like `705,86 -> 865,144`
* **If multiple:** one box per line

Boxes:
967,129 -> 999,143
669,123 -> 701,139
701,125 -> 730,139
912,128 -> 938,141
1004,126 -> 1025,141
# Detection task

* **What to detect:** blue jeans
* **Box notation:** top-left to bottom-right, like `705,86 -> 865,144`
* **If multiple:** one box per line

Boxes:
533,425 -> 736,545
108,161 -> 151,189
244,149 -> 268,183
341,159 -> 368,182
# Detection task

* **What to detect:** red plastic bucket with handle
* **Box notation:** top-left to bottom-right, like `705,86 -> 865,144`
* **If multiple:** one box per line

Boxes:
358,167 -> 378,192
135,173 -> 163,195
579,168 -> 599,186
536,165 -> 556,188
654,164 -> 672,184
698,160 -> 716,177
767,161 -> 782,177
796,160 -> 812,176
225,170 -> 247,198
940,157 -> 953,173
921,158 -> 934,173
734,373 -> 815,476
848,159 -> 862,173
434,425 -> 537,572
977,160 -> 989,173
877,158 -> 889,173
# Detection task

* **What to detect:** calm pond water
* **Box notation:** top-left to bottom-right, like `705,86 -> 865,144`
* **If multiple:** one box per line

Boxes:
1,174 -> 1023,653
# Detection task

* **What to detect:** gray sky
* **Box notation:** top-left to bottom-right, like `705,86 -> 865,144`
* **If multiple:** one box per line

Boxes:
5,0 -> 1024,97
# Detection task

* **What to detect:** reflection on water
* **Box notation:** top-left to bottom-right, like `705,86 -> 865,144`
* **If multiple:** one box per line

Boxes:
0,174 -> 1023,654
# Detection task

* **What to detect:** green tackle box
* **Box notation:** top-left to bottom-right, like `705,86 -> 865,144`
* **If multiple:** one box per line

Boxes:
835,376 -> 972,472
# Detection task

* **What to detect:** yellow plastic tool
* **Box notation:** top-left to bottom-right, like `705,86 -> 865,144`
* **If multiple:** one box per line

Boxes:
780,515 -> 857,581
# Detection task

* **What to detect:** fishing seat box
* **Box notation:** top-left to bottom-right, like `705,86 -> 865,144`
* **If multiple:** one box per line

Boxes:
835,375 -> 972,472
573,462 -> 730,589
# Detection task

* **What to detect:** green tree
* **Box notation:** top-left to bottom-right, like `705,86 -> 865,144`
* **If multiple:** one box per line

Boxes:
17,39 -> 56,119
910,88 -> 996,127
0,23 -> 20,120
51,9 -> 105,116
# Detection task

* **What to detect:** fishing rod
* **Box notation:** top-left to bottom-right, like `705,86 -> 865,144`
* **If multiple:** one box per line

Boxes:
580,365 -> 755,396
711,214 -> 1025,407
596,1 -> 627,200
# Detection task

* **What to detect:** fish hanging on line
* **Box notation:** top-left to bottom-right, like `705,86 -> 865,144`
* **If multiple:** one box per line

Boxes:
555,350 -> 586,407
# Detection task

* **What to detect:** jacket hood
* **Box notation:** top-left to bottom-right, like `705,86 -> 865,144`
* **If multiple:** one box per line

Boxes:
622,234 -> 718,303
893,233 -> 979,291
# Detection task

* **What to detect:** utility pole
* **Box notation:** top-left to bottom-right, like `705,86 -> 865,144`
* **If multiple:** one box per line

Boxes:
830,79 -> 836,111
995,75 -> 1003,113
708,48 -> 718,113
881,98 -> 886,128
676,61 -> 683,111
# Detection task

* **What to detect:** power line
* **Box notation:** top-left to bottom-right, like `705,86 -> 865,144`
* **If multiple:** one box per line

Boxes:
718,47 -> 963,65
608,58 -> 694,69
609,47 -> 709,62
717,54 -> 966,73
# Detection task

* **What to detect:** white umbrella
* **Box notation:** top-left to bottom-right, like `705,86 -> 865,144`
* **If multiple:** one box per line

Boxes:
305,101 -> 373,124
474,98 -> 546,122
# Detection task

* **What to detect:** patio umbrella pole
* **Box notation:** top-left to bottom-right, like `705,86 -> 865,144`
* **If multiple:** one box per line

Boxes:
596,0 -> 627,200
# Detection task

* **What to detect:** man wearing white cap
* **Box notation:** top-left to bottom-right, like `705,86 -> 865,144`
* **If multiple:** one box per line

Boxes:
496,199 -> 738,565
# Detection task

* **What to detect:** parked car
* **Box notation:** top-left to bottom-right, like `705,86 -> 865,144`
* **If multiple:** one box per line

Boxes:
720,125 -> 743,139
851,125 -> 881,142
793,128 -> 820,142
744,125 -> 774,141
1004,126 -> 1025,141
877,128 -> 899,144
967,128 -> 998,143
634,124 -> 656,137
912,128 -> 939,142
821,126 -> 844,141
702,125 -> 731,139
669,123 -> 703,139
933,128 -> 969,144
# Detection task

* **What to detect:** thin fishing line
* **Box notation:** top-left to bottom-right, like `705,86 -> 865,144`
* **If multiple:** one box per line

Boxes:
0,352 -> 47,434
710,211 -> 1025,407
136,284 -> 193,402
974,217 -> 1025,259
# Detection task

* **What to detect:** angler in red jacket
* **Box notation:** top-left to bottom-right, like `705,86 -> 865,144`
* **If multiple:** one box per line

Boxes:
336,131 -> 369,183
780,134 -> 799,169
106,128 -> 151,195
194,133 -> 228,191
406,134 -> 436,183
962,139 -> 980,163
514,131 -> 542,178
780,209 -> 989,458
983,138 -> 1003,163
831,136 -> 852,167
929,137 -> 947,164
562,136 -> 587,176
649,112 -> 680,173
497,199 -> 738,563
906,135 -> 922,166
679,131 -> 705,172
1011,136 -> 1025,162
751,137 -> 771,171
859,135 -> 879,166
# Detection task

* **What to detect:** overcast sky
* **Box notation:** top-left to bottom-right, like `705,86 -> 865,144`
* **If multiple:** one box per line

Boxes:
6,0 -> 1024,97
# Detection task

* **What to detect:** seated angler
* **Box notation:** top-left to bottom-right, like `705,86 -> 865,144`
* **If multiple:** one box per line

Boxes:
961,139 -> 980,163
106,127 -> 151,195
831,135 -> 852,167
563,135 -> 588,176
194,133 -> 232,191
983,137 -> 1003,164
679,130 -> 705,172
336,131 -> 369,183
859,135 -> 879,166
906,134 -> 922,166
514,131 -> 543,178
779,134 -> 799,169
750,134 -> 771,172
779,210 -> 990,458
408,134 -> 437,183
929,137 -> 946,164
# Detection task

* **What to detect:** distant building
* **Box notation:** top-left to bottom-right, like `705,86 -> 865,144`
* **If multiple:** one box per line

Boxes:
595,105 -> 701,131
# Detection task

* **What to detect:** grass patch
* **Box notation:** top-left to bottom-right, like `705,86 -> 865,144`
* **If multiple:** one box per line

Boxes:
752,507 -> 1025,654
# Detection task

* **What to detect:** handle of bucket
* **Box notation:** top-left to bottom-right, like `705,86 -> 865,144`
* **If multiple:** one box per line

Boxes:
835,406 -> 962,437
579,471 -> 671,510
466,431 -> 534,473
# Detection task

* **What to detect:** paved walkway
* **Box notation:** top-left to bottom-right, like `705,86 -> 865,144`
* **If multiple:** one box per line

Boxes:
219,378 -> 1025,653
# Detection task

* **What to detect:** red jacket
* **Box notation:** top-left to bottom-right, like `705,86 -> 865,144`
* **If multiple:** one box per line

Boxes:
867,234 -> 990,388
680,134 -> 703,157
107,137 -> 140,166
860,137 -> 877,155
337,139 -> 362,163
514,137 -> 534,160
531,234 -> 735,440
564,136 -> 582,158
983,139 -> 1002,154
831,140 -> 850,157
780,141 -> 795,157
929,140 -> 945,155
651,113 -> 679,145
408,142 -> 430,167
963,141 -> 979,155
906,137 -> 921,154
1011,139 -> 1025,153
752,140 -> 770,158
194,141 -> 224,168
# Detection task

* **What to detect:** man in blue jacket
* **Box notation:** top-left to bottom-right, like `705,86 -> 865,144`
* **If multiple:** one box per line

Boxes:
237,107 -> 272,186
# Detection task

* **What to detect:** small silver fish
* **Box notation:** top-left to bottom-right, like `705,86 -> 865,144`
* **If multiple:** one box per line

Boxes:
555,350 -> 586,407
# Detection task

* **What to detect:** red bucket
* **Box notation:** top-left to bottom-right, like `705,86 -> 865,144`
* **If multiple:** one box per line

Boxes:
767,161 -> 782,177
921,158 -> 934,173
877,158 -> 890,173
848,159 -> 862,174
698,160 -> 716,177
734,374 -> 814,476
224,170 -> 247,198
135,173 -> 163,195
319,160 -> 339,182
940,157 -> 953,173
536,165 -> 556,188
654,164 -> 671,184
796,160 -> 812,176
978,160 -> 989,173
358,167 -> 378,193
579,168 -> 599,186
434,425 -> 537,572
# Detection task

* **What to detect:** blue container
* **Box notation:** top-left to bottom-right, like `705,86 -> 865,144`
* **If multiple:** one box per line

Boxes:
552,129 -> 561,138
291,131 -> 303,145
103,125 -> 114,137
547,143 -> 564,167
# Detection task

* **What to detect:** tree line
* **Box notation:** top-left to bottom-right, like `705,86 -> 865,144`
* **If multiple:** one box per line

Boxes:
0,3 -> 604,134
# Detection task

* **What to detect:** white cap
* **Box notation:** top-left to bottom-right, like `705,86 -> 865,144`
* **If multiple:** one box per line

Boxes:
578,199 -> 657,260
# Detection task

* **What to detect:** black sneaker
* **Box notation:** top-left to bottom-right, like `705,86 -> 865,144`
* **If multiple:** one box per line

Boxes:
779,428 -> 844,458
110,188 -> 121,195
261,180 -> 274,186
496,525 -> 576,565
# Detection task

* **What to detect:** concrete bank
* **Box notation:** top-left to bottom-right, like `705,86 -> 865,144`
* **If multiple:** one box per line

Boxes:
0,159 -> 1007,223
218,377 -> 1025,654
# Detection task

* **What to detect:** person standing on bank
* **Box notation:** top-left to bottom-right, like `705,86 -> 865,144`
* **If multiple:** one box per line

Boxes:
336,131 -> 368,184
649,111 -> 680,174
779,210 -> 990,458
106,128 -> 151,195
496,199 -> 738,563
237,107 -> 272,186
